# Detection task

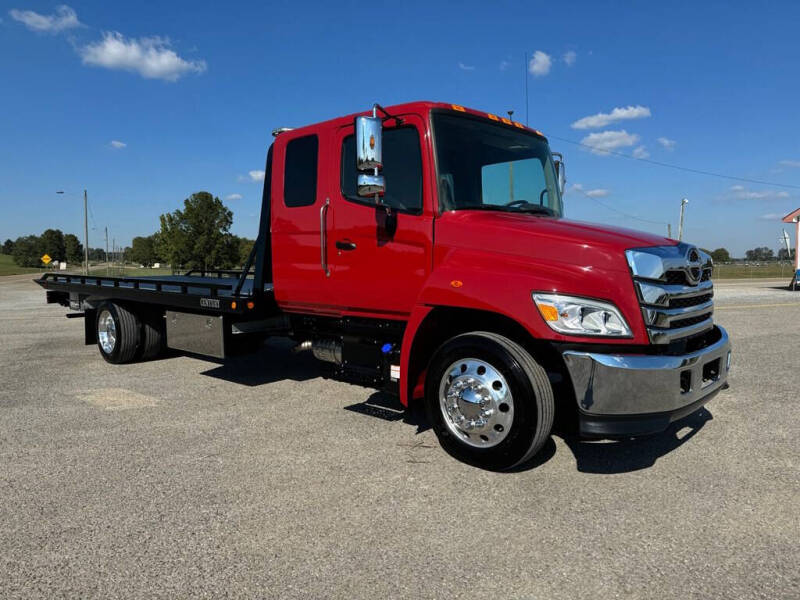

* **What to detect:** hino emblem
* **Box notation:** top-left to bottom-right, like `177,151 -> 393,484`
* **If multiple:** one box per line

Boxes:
685,247 -> 703,285
200,297 -> 220,309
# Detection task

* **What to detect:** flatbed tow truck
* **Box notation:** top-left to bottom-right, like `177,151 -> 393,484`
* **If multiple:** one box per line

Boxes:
37,101 -> 731,470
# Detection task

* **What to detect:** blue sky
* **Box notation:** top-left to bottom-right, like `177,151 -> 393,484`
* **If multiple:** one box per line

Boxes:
1,0 -> 798,256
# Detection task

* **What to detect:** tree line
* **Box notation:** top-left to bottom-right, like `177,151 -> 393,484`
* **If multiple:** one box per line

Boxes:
2,192 -> 254,271
2,230 -> 87,267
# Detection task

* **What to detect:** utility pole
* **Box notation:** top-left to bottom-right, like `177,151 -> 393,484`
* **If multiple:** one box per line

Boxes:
105,227 -> 109,276
678,198 -> 689,241
667,224 -> 672,238
508,110 -> 515,203
83,189 -> 89,275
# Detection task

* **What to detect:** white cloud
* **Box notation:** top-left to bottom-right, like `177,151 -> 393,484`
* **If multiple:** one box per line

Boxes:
225,193 -> 243,201
563,51 -> 577,66
580,130 -> 640,155
632,145 -> 649,159
242,170 -> 264,182
729,185 -> 790,200
657,137 -> 677,150
571,105 -> 651,130
458,62 -> 475,71
80,32 -> 207,82
9,5 -> 81,32
759,213 -> 783,220
109,140 -> 126,149
779,159 -> 800,168
499,60 -> 510,71
568,183 -> 609,197
528,51 -> 552,77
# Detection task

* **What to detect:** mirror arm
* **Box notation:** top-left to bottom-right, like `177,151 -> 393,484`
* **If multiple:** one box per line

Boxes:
373,103 -> 404,125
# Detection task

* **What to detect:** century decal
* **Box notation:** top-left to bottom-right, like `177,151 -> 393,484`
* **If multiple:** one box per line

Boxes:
200,298 -> 220,309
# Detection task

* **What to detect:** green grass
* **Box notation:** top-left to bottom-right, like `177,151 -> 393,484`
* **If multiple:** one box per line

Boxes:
0,254 -> 45,276
714,263 -> 798,279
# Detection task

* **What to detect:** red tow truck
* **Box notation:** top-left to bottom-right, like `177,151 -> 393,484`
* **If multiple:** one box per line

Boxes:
37,101 -> 731,470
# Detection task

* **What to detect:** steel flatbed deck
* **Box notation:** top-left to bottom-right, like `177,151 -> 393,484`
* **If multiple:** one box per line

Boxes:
36,272 -> 275,316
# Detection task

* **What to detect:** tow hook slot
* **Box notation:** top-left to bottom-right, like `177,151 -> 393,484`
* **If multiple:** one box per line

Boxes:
702,358 -> 721,388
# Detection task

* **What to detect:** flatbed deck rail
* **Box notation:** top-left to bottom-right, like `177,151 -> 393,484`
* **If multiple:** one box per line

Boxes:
36,272 -> 251,314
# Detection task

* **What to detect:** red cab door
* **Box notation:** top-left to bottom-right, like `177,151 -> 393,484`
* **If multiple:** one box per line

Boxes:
327,115 -> 433,317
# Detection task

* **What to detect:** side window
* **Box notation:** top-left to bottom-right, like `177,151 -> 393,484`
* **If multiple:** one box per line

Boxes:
284,135 -> 318,207
341,127 -> 423,213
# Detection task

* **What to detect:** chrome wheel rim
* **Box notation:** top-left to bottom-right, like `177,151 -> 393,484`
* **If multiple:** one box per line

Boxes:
438,358 -> 514,448
98,310 -> 117,354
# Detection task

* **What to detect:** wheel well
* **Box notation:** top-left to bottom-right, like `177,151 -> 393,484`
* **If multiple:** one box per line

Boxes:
405,306 -> 578,432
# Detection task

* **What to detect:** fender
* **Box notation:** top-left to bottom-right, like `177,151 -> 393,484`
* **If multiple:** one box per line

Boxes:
399,304 -> 433,407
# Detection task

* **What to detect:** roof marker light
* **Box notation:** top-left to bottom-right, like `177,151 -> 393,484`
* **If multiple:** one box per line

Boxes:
501,118 -> 512,125
487,114 -> 499,121
451,104 -> 466,112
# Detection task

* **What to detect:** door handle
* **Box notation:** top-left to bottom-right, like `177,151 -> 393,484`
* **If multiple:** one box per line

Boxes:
320,198 -> 330,277
335,240 -> 357,251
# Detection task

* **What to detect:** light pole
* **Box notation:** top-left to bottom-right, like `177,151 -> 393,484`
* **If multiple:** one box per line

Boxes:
56,189 -> 89,275
678,198 -> 689,241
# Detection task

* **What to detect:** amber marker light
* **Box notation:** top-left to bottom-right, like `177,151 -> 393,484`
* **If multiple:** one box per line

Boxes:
451,104 -> 466,112
537,303 -> 560,322
369,135 -> 375,149
450,280 -> 463,288
247,301 -> 255,310
231,301 -> 237,309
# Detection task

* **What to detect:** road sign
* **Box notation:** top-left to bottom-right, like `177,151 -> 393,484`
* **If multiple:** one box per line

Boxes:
41,254 -> 52,265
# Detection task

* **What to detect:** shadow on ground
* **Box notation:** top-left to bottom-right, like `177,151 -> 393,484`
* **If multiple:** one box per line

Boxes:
561,407 -> 714,474
200,338 -> 320,386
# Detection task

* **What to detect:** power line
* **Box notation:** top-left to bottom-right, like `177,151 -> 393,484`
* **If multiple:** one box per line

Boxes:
569,186 -> 669,227
547,134 -> 800,190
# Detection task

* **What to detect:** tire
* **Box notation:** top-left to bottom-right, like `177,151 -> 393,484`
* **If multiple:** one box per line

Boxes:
138,311 -> 165,360
96,302 -> 141,364
424,331 -> 554,471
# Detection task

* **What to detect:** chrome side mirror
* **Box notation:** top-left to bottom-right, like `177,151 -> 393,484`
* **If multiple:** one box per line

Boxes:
356,114 -> 385,199
357,173 -> 386,197
553,152 -> 566,195
356,116 -> 383,171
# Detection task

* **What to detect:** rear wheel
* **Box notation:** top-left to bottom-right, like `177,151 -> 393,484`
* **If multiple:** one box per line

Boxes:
96,302 -> 141,364
424,331 -> 554,471
138,311 -> 165,360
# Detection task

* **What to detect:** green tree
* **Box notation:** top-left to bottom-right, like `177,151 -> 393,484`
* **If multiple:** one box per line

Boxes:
129,235 -> 157,267
238,237 -> 255,267
778,247 -> 796,261
709,248 -> 730,263
2,239 -> 13,254
40,229 -> 66,262
745,247 -> 774,262
12,235 -> 43,267
157,192 -> 236,270
64,234 -> 83,264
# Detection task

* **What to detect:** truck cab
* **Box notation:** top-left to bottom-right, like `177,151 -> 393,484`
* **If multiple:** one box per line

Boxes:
37,101 -> 731,471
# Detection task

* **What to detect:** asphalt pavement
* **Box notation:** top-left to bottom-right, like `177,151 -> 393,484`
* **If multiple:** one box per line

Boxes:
1,274 -> 798,599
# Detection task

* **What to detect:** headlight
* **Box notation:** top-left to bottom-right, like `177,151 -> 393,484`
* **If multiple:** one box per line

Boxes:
532,293 -> 632,337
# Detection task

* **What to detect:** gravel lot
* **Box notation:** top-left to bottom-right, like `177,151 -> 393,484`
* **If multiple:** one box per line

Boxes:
1,275 -> 798,599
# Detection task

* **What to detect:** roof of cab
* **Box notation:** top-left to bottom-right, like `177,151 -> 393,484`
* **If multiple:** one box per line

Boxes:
273,101 -> 547,141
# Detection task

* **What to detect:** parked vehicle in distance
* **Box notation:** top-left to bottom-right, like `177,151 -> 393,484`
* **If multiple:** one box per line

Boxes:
37,101 -> 731,470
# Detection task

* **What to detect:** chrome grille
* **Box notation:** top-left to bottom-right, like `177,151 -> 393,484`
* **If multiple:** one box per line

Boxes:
626,244 -> 715,344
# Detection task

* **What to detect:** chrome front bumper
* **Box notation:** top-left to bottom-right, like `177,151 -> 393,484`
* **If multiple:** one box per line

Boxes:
562,326 -> 731,436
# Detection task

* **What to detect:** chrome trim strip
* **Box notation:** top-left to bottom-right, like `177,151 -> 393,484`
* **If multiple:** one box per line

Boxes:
563,325 -> 730,416
635,279 -> 713,307
647,317 -> 714,344
642,300 -> 714,328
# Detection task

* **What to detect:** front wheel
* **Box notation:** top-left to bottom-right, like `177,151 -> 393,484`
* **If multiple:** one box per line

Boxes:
424,332 -> 554,471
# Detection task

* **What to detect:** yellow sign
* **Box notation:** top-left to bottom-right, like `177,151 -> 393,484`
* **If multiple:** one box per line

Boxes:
41,254 -> 52,265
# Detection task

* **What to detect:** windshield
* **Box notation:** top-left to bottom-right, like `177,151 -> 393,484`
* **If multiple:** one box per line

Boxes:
432,112 -> 563,217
